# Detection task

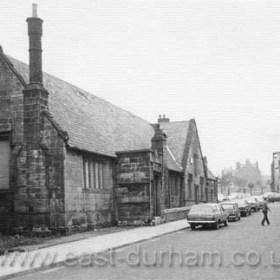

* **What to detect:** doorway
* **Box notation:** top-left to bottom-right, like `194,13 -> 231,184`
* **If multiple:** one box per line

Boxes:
154,174 -> 161,216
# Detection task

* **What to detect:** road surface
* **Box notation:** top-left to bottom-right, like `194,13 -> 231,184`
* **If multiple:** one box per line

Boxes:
13,203 -> 280,280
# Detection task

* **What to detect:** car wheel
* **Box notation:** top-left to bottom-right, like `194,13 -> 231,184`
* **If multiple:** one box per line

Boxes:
224,219 -> 228,227
190,224 -> 196,230
213,221 -> 220,230
238,215 -> 241,221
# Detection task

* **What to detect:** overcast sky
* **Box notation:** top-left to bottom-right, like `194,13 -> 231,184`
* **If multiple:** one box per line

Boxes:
1,0 -> 280,176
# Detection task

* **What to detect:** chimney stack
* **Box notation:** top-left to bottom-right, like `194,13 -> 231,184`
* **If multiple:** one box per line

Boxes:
26,3 -> 43,85
158,114 -> 170,124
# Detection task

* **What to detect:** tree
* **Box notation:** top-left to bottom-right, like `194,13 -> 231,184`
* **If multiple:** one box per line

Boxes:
219,172 -> 234,194
248,183 -> 254,195
234,176 -> 248,189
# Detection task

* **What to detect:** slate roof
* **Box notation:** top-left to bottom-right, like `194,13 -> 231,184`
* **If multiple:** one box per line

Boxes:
166,145 -> 183,172
207,168 -> 217,180
4,54 -> 194,173
7,56 -> 155,158
159,121 -> 190,166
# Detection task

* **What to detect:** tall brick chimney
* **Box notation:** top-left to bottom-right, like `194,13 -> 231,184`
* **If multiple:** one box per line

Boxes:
23,3 -> 48,147
27,3 -> 43,85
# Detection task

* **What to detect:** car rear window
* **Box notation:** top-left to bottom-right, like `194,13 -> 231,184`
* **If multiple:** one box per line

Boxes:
221,204 -> 234,210
189,205 -> 214,214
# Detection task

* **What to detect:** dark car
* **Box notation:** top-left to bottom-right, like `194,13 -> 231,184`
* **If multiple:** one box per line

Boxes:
235,199 -> 251,216
220,202 -> 241,221
187,203 -> 229,230
267,193 -> 280,203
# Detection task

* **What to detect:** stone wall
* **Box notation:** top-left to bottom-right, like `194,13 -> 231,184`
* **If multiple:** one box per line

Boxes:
64,149 -> 114,226
115,150 -> 152,221
0,54 -> 25,144
41,114 -> 66,227
0,54 -> 25,232
0,52 -> 67,230
183,121 -> 207,206
169,171 -> 183,209
162,206 -> 191,222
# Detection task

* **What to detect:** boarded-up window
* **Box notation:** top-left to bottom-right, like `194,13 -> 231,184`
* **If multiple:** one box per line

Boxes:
0,141 -> 10,189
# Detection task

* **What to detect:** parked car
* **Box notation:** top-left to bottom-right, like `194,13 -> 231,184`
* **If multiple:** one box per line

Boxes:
218,193 -> 230,203
246,197 -> 260,212
187,203 -> 229,230
267,192 -> 280,203
235,199 -> 251,216
220,201 -> 241,221
253,196 -> 265,210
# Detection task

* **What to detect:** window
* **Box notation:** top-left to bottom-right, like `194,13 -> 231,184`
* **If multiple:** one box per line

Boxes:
98,162 -> 103,189
188,174 -> 193,198
193,154 -> 198,177
176,177 -> 180,196
169,176 -> 179,196
0,140 -> 10,189
83,157 -> 104,189
200,176 -> 204,200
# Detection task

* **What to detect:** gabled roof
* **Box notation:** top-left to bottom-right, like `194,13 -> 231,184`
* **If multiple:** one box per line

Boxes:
166,145 -> 183,172
207,168 -> 217,180
6,55 -> 155,158
159,121 -> 190,166
3,53 -> 194,173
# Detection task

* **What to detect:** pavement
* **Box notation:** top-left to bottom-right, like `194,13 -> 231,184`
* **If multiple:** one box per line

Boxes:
0,219 -> 189,279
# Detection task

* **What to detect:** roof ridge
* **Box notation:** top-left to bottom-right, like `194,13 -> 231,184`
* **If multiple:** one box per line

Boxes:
167,120 -> 190,124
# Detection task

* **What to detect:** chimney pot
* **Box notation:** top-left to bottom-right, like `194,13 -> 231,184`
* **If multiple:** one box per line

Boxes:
27,4 -> 43,85
32,3 -> 38,17
158,114 -> 170,123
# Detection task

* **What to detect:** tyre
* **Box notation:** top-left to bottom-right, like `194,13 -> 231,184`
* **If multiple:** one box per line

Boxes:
213,221 -> 220,229
190,224 -> 196,230
224,219 -> 228,227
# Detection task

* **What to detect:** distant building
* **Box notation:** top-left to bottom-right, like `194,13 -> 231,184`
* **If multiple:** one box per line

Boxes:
271,152 -> 280,193
220,160 -> 262,195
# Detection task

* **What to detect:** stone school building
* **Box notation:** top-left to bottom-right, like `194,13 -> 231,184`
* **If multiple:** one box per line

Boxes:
0,6 -> 217,232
